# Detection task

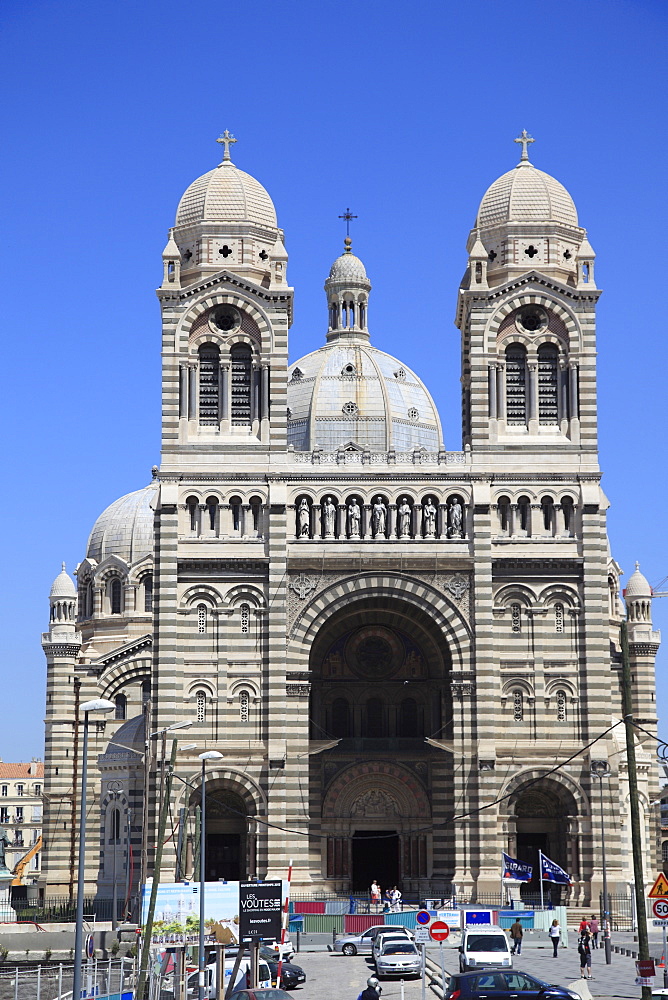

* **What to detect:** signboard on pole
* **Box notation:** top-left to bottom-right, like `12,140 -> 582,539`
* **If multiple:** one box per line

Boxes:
239,881 -> 283,941
636,959 -> 656,978
430,921 -> 450,941
414,927 -> 431,945
648,874 -> 668,898
652,899 -> 668,919
416,910 -> 432,925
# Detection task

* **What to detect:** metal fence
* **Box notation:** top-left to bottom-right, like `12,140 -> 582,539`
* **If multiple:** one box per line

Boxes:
10,896 -> 125,924
0,958 -> 134,1000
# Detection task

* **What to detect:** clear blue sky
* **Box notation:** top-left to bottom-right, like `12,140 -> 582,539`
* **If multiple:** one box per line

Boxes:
1,0 -> 666,761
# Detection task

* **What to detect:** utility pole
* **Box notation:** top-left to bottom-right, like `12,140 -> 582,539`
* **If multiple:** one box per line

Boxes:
621,620 -> 652,1000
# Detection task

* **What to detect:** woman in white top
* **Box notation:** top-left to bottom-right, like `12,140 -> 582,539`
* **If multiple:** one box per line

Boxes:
549,918 -> 561,957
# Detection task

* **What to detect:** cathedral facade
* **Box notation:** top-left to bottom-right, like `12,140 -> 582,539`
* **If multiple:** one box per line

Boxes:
41,134 -> 661,906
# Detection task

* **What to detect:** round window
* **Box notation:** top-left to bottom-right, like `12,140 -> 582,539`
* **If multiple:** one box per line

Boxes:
516,306 -> 547,334
209,305 -> 241,334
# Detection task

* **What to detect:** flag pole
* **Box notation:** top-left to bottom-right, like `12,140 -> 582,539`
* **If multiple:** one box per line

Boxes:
539,850 -> 544,911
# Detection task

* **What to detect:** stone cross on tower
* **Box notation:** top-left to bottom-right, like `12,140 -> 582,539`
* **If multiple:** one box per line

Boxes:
514,129 -> 535,161
217,130 -> 238,162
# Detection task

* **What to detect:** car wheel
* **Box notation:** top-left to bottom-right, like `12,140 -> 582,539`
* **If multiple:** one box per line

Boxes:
342,944 -> 357,956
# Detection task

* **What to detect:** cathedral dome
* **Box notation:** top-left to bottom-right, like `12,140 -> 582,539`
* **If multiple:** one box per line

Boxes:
86,484 -> 158,565
625,562 -> 652,599
329,247 -> 368,281
175,160 -> 277,230
287,343 -> 443,453
49,563 -> 76,599
476,161 -> 578,229
104,714 -> 145,757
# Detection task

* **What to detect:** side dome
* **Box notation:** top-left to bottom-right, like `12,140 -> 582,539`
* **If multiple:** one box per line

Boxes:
329,251 -> 367,281
477,161 -> 578,229
175,160 -> 277,229
87,484 -> 158,564
287,343 -> 443,453
50,563 -> 76,599
625,562 -> 652,599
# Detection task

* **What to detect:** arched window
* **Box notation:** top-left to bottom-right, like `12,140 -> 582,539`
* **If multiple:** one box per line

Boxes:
561,496 -> 574,535
109,808 -> 121,843
398,698 -> 419,737
84,581 -> 93,618
363,698 -> 385,738
511,603 -> 521,633
198,343 -> 220,425
505,345 -> 527,425
142,680 -> 151,704
239,690 -> 250,723
197,604 -> 207,634
143,575 -> 153,613
196,690 -> 206,723
513,689 -> 524,722
186,496 -> 199,533
230,345 -> 252,426
206,497 -> 218,532
359,302 -> 366,328
556,689 -> 567,722
230,496 -> 242,533
331,698 -> 350,738
249,496 -> 262,534
662,841 -> 668,864
517,496 -> 530,534
114,694 -> 127,720
497,496 -> 511,535
110,578 -> 122,615
538,344 -> 559,424
541,496 -> 554,533
240,604 -> 250,634
555,603 -> 564,633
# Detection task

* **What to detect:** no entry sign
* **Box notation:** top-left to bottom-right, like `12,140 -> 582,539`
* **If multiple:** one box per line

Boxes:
430,920 -> 450,941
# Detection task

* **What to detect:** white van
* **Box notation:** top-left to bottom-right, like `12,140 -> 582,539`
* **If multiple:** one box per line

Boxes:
182,958 -> 272,998
458,926 -> 513,972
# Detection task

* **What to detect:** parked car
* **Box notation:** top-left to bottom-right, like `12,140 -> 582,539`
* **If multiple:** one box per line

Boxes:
459,926 -> 513,972
263,957 -> 307,990
374,939 -> 422,978
261,938 -> 295,961
334,924 -> 414,956
444,970 -> 582,1000
372,932 -> 418,961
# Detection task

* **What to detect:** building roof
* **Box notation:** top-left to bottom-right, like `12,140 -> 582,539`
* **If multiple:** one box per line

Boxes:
175,159 -> 277,230
0,762 -> 44,779
287,342 -> 443,453
103,714 -> 145,757
86,484 -> 158,564
476,159 -> 578,229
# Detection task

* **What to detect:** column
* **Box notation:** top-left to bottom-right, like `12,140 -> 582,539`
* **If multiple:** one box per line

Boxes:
311,504 -> 321,539
569,363 -> 579,419
261,365 -> 270,419
241,504 -> 252,539
252,365 -> 260,427
362,504 -> 372,538
124,583 -> 136,613
220,503 -> 233,538
509,504 -> 518,538
528,362 -> 538,431
412,504 -> 421,539
496,364 -> 506,422
221,364 -> 230,426
179,365 -> 188,418
488,364 -> 497,419
188,365 -> 197,421
530,504 -> 542,538
93,585 -> 103,618
553,503 -> 562,538
559,362 -> 569,431
388,503 -> 397,539
337,504 -> 347,539
438,503 -> 448,539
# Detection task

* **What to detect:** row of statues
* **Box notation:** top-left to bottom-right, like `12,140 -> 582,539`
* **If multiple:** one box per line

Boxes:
297,496 -> 464,539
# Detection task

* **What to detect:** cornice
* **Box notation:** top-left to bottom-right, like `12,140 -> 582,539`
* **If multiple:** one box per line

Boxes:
92,634 -> 153,669
461,270 -> 602,306
157,269 -> 293,307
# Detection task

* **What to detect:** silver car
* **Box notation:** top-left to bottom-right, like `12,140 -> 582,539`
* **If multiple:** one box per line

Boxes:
334,924 -> 413,956
375,940 -> 422,978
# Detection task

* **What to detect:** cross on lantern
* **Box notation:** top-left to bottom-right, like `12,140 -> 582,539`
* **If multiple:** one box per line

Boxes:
338,207 -> 358,237
217,130 -> 238,161
514,129 -> 535,161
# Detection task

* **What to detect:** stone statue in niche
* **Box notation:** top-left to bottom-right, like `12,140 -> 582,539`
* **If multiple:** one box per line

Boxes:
298,498 -> 310,537
322,497 -> 336,537
398,497 -> 412,538
372,496 -> 387,537
350,788 -> 400,817
422,497 -> 437,537
348,497 -> 361,537
448,497 -> 463,538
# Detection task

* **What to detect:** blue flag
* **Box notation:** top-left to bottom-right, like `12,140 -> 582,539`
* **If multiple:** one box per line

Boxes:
502,852 -> 533,881
540,854 -> 571,884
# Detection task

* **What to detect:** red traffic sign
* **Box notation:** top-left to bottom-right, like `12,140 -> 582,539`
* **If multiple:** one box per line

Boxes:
430,920 -> 450,941
416,910 -> 432,925
653,899 -> 668,919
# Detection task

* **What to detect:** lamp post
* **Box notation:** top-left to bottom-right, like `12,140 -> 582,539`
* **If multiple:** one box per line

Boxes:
591,759 -> 612,965
198,751 -> 223,1000
73,698 -> 115,1000
106,780 -> 123,930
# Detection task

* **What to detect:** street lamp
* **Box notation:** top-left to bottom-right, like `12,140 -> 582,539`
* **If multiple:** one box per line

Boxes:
591,759 -> 613,965
198,751 -> 223,1000
73,698 -> 115,1000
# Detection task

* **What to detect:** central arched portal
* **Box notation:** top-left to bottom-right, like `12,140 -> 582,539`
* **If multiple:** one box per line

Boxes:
189,783 -> 256,882
309,594 -> 454,891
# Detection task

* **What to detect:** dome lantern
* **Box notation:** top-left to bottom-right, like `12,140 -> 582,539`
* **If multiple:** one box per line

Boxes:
48,563 -> 77,632
324,237 -> 372,343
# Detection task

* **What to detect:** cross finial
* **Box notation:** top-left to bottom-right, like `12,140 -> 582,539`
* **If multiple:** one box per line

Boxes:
338,207 -> 358,239
217,130 -> 237,162
514,129 -> 535,162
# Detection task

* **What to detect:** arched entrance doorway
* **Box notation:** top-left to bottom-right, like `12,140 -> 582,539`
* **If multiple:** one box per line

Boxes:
505,777 -> 580,903
189,783 -> 255,881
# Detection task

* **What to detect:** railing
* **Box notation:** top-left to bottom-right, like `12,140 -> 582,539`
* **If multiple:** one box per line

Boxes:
0,958 -> 134,1000
12,896 -> 125,924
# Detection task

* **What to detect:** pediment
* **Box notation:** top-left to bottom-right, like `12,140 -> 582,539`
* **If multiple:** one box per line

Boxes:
94,633 -> 152,671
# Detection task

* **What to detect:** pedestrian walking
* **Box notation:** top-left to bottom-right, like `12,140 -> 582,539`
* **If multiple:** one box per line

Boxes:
509,918 -> 523,955
578,933 -> 593,979
578,917 -> 591,936
390,886 -> 402,912
549,918 -> 561,958
589,915 -> 599,948
370,880 -> 381,912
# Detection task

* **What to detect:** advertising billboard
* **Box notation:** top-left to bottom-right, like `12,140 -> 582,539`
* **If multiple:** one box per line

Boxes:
239,880 -> 282,941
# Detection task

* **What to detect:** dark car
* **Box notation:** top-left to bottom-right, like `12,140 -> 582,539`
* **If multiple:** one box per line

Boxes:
264,958 -> 306,990
444,970 -> 582,1000
230,991 -> 293,1000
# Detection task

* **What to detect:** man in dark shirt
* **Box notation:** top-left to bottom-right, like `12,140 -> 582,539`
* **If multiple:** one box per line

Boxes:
509,919 -> 523,955
358,976 -> 382,1000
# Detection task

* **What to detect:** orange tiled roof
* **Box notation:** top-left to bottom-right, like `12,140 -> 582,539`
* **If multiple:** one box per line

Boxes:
0,762 -> 44,779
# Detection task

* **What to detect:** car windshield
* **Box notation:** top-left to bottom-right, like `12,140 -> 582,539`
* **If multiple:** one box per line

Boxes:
383,944 -> 417,955
467,935 -> 508,952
